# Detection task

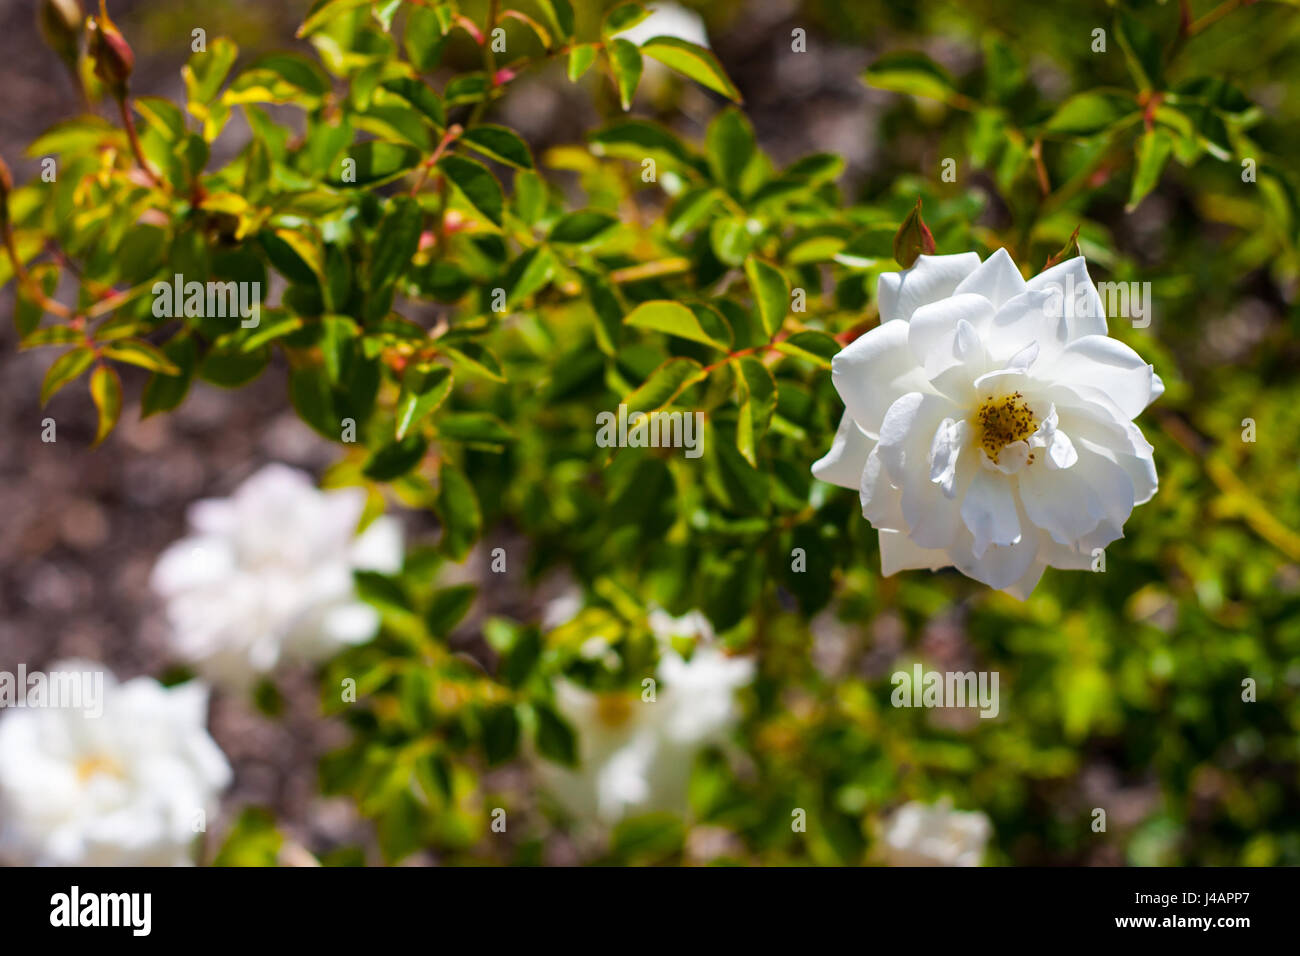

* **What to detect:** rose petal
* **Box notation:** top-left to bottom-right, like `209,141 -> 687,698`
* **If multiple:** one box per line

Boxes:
876,253 -> 982,324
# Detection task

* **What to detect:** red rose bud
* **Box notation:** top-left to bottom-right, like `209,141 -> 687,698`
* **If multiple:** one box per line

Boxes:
87,13 -> 133,97
893,198 -> 935,269
38,0 -> 84,68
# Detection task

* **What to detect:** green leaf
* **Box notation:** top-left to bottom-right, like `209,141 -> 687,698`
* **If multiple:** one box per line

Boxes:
199,347 -> 270,387
369,196 -> 424,292
482,705 -> 521,765
440,342 -> 505,382
394,365 -> 453,440
863,51 -> 956,104
425,584 -> 476,638
503,246 -> 556,305
640,36 -> 742,102
602,2 -> 651,37
625,358 -> 707,411
744,256 -> 789,337
41,348 -> 94,406
378,78 -> 446,129
538,0 -> 576,41
354,569 -> 413,615
1128,128 -> 1172,211
142,334 -> 198,417
1043,92 -> 1135,137
183,37 -> 239,113
404,6 -> 448,71
1115,12 -> 1163,92
331,141 -> 422,187
435,464 -> 480,560
568,43 -> 598,81
460,125 -> 534,169
735,356 -> 777,467
89,365 -> 122,446
513,169 -> 550,224
438,154 -> 503,226
363,434 -> 429,481
589,120 -> 696,169
225,54 -> 331,107
774,330 -> 839,368
607,38 -> 643,111
706,107 -> 755,193
102,340 -> 181,375
708,424 -> 769,513
298,0 -> 373,37
533,703 -> 578,766
437,412 -> 515,445
624,300 -> 732,351
548,209 -> 619,244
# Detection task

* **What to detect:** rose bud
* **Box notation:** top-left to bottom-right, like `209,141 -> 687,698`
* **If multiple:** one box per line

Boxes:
87,7 -> 133,98
38,0 -> 84,70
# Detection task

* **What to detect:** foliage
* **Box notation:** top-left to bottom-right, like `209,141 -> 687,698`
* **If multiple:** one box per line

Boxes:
6,0 -> 1300,865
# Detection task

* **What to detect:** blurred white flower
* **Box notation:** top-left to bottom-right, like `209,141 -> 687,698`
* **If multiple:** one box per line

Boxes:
150,464 -> 403,689
647,606 -> 715,644
617,3 -> 709,48
881,799 -> 991,867
0,662 -> 231,866
536,643 -> 753,826
813,251 -> 1162,598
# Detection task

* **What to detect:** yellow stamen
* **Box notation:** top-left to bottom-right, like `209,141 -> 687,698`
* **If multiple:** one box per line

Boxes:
76,754 -> 125,782
973,391 -> 1038,464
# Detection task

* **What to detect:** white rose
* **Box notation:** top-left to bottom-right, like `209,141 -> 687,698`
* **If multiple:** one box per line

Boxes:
536,643 -> 753,826
813,250 -> 1162,598
0,663 -> 231,866
881,799 -> 991,867
150,463 -> 404,689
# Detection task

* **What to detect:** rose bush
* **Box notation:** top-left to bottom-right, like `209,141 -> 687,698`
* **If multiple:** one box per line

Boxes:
3,0 -> 1300,866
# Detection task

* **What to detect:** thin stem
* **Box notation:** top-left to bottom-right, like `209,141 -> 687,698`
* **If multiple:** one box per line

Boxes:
1189,0 -> 1249,36
409,124 -> 463,197
4,222 -> 73,320
117,96 -> 165,189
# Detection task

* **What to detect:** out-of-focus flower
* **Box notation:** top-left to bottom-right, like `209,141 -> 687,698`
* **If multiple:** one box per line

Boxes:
647,606 -> 714,643
536,642 -> 753,826
880,799 -> 991,867
813,250 -> 1162,599
150,464 -> 403,690
0,662 -> 231,866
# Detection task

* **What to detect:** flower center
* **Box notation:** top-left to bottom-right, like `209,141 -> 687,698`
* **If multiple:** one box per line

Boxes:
973,392 -> 1037,464
595,692 -> 634,728
76,754 -> 125,783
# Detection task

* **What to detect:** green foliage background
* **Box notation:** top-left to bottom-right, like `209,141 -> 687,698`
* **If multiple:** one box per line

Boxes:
6,0 -> 1300,865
